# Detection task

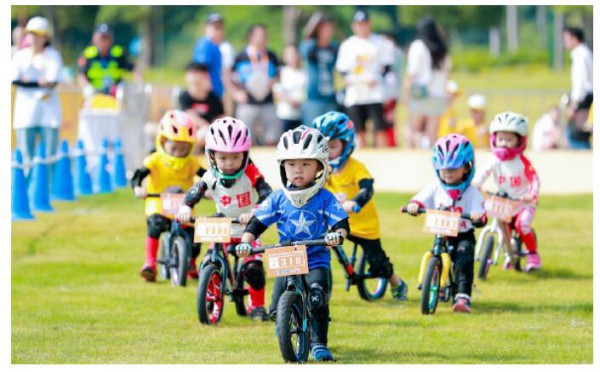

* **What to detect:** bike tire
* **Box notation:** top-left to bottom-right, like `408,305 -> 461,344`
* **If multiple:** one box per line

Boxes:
477,235 -> 495,280
420,257 -> 442,315
197,263 -> 225,325
170,236 -> 188,287
511,236 -> 523,272
275,291 -> 309,363
159,232 -> 171,280
356,253 -> 388,301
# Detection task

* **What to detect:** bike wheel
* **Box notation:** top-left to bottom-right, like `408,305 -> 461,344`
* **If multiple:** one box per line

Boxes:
511,236 -> 523,272
275,291 -> 309,363
159,233 -> 171,280
477,235 -> 495,280
197,263 -> 225,325
420,257 -> 442,315
169,236 -> 188,287
356,253 -> 388,301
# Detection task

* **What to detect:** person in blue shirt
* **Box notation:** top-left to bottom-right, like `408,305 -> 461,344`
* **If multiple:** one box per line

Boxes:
236,125 -> 349,362
192,13 -> 224,99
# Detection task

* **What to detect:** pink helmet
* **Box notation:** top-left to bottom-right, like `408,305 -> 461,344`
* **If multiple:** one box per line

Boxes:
489,111 -> 528,161
205,117 -> 252,181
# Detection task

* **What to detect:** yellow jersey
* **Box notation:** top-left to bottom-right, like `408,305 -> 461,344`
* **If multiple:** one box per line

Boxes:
142,152 -> 204,216
438,106 -> 459,138
325,157 -> 379,240
458,118 -> 489,148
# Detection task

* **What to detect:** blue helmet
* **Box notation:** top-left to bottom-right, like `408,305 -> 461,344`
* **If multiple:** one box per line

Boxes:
432,134 -> 475,200
310,111 -> 355,171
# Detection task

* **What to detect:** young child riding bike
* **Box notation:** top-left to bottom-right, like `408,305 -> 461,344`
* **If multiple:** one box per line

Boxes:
311,111 -> 409,300
131,110 -> 205,282
176,117 -> 273,321
405,133 -> 486,313
472,111 -> 541,272
235,125 -> 349,362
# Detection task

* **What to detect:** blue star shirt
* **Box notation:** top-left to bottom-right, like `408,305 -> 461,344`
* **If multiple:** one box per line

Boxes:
254,188 -> 348,270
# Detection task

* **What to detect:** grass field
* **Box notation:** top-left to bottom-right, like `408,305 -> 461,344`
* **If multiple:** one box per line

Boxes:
11,190 -> 593,364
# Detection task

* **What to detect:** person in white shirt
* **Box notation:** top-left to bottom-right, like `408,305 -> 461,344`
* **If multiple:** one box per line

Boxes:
273,44 -> 307,132
402,17 -> 451,149
335,10 -> 395,148
562,26 -> 593,149
531,105 -> 563,151
11,16 -> 63,173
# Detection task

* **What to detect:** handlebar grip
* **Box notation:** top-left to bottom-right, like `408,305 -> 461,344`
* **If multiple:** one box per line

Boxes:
146,193 -> 161,198
401,207 -> 426,214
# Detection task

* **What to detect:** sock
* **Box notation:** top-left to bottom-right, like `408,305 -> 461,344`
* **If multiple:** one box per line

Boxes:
145,237 -> 159,267
521,231 -> 537,254
248,287 -> 265,309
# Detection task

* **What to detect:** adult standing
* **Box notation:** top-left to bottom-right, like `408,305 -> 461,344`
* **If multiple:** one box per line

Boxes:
300,12 -> 339,125
230,24 -> 280,146
12,16 -> 63,169
335,10 -> 394,148
562,26 -> 593,150
402,17 -> 451,149
209,13 -> 236,116
78,24 -> 137,98
192,13 -> 224,100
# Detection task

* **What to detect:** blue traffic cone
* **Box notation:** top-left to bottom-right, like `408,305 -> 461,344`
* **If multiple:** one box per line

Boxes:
74,140 -> 93,195
51,140 -> 76,201
95,138 -> 113,193
12,149 -> 35,221
28,142 -> 54,212
113,138 -> 127,188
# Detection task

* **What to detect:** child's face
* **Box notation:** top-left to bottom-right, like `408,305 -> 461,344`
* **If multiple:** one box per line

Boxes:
186,70 -> 211,95
163,139 -> 191,158
284,159 -> 320,188
214,151 -> 244,174
439,166 -> 467,186
470,109 -> 486,125
283,45 -> 300,67
495,131 -> 520,149
328,139 -> 344,160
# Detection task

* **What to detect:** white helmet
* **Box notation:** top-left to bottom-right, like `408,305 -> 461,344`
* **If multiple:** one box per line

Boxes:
489,111 -> 528,136
276,125 -> 330,207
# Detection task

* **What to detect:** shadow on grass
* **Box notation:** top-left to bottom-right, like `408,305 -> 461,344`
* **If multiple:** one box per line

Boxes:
475,300 -> 592,314
478,267 -> 592,282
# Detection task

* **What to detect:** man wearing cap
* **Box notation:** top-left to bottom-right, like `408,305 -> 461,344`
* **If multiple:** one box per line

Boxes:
78,24 -> 135,97
458,94 -> 489,148
335,10 -> 395,148
192,13 -> 224,99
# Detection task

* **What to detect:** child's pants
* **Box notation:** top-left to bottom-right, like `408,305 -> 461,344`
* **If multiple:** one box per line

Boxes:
512,206 -> 537,253
347,235 -> 395,279
145,214 -> 201,267
447,230 -> 476,297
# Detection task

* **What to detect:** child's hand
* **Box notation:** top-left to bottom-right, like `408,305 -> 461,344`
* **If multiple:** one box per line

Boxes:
405,202 -> 420,215
235,242 -> 252,258
176,205 -> 193,223
134,186 -> 147,199
343,200 -> 358,214
325,232 -> 344,246
238,213 -> 252,224
470,212 -> 484,223
520,194 -> 534,203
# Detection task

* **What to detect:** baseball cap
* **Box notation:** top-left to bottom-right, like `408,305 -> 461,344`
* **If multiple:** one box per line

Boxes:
468,94 -> 487,110
353,10 -> 369,23
25,16 -> 50,36
446,80 -> 462,95
206,13 -> 224,24
94,23 -> 113,36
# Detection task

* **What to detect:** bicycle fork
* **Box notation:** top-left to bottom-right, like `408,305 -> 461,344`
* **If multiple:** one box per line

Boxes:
331,245 -> 355,292
417,239 -> 451,291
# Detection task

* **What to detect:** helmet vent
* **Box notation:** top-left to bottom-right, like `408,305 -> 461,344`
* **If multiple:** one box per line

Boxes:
233,130 -> 242,147
293,130 -> 301,144
172,124 -> 178,134
227,124 -> 233,138
188,128 -> 193,137
283,136 -> 289,149
303,134 -> 313,150
218,129 -> 227,144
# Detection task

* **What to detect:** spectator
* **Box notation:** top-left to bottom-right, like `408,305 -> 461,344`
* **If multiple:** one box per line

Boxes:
532,105 -> 564,151
11,25 -> 25,57
230,24 -> 280,146
209,13 -> 236,116
458,94 -> 488,148
11,16 -> 63,174
402,17 -> 451,149
562,26 -> 593,150
335,10 -> 395,148
437,80 -> 461,139
300,12 -> 339,125
381,31 -> 404,147
193,13 -> 225,99
273,44 -> 307,132
78,24 -> 138,98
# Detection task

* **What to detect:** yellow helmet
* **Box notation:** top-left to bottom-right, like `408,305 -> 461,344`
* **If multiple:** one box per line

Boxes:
155,110 -> 197,169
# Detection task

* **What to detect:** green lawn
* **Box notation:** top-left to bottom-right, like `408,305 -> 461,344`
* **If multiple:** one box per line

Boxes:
11,190 -> 592,363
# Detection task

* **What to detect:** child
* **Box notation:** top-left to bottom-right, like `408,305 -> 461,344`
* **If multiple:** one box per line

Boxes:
405,134 -> 486,313
458,94 -> 488,148
273,44 -> 307,132
472,111 -> 541,272
235,125 -> 349,362
176,117 -> 273,321
311,111 -> 409,300
131,110 -> 205,282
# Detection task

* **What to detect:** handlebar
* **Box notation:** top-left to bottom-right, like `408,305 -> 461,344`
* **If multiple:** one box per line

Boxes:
483,190 -> 521,202
401,206 -> 474,220
251,239 -> 331,254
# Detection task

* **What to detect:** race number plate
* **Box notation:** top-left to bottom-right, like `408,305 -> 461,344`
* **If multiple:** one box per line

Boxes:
265,245 -> 309,278
423,210 -> 460,237
484,195 -> 517,223
160,193 -> 185,217
194,217 -> 232,243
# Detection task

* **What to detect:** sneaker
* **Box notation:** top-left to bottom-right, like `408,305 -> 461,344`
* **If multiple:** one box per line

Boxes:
525,252 -> 541,272
502,259 -> 514,270
140,266 -> 156,282
311,343 -> 334,362
452,294 -> 471,313
250,306 -> 268,322
187,266 -> 199,280
391,280 -> 408,301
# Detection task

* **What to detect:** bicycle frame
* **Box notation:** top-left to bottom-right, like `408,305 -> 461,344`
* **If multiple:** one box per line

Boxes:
475,217 -> 513,266
283,274 -> 310,334
418,234 -> 454,293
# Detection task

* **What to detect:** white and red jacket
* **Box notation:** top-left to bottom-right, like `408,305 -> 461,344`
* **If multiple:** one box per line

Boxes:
473,154 -> 540,206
